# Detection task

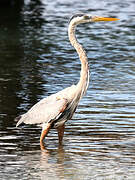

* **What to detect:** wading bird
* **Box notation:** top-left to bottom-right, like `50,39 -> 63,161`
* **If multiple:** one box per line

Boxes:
15,14 -> 119,147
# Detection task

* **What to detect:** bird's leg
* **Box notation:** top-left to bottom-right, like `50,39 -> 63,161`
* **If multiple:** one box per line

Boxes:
57,124 -> 65,145
40,123 -> 51,145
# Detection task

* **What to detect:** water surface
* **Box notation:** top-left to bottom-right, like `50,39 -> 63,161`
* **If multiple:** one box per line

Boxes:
0,0 -> 135,179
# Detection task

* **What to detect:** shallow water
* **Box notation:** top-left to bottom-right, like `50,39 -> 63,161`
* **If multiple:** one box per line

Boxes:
0,0 -> 135,179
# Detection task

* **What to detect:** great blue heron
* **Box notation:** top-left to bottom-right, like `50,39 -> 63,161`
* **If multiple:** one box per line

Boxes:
15,13 -> 119,146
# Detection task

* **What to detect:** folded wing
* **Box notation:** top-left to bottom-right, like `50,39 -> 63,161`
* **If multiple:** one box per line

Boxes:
16,94 -> 68,127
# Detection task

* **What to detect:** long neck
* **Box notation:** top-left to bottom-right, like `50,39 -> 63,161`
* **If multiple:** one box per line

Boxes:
68,22 -> 89,97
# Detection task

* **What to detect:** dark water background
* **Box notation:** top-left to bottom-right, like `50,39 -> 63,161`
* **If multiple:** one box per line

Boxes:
0,0 -> 135,179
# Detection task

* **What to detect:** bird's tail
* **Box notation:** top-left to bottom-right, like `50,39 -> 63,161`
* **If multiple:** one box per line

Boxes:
15,115 -> 24,127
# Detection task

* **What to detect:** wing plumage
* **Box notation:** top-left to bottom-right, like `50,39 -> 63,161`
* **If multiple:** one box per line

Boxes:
16,85 -> 77,127
16,94 -> 68,127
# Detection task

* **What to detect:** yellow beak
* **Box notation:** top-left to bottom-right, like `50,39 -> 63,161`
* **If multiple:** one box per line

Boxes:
92,16 -> 119,22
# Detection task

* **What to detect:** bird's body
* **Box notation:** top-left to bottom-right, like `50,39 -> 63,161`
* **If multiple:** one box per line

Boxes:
15,13 -> 119,147
16,84 -> 78,127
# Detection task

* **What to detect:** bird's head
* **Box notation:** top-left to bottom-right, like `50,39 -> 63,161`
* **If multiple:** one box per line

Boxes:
69,13 -> 119,25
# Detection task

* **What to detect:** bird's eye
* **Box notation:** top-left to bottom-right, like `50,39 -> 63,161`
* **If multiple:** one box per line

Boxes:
84,15 -> 90,20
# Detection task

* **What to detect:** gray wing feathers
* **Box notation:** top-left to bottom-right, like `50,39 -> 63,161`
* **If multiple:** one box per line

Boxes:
16,95 -> 68,127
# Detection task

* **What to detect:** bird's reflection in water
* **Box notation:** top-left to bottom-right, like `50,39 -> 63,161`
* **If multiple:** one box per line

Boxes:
39,142 -> 65,179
